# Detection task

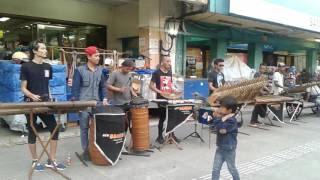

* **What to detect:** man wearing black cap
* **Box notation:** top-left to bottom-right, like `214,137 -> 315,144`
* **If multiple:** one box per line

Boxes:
107,60 -> 137,131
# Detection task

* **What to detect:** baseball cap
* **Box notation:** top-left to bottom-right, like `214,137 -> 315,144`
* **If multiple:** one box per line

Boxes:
121,59 -> 135,68
85,46 -> 98,56
12,52 -> 29,62
278,62 -> 285,67
104,58 -> 113,66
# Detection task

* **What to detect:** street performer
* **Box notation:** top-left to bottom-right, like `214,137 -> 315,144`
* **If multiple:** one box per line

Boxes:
71,46 -> 108,161
107,59 -> 137,132
149,55 -> 180,144
208,58 -> 225,94
20,40 -> 66,171
250,63 -> 271,126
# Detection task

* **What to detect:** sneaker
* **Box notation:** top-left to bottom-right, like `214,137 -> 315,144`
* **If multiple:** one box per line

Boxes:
255,121 -> 264,125
156,136 -> 165,144
45,160 -> 66,171
32,160 -> 45,172
249,123 -> 258,127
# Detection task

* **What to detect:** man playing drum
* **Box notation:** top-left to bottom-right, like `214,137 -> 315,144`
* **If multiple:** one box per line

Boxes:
71,46 -> 108,161
107,59 -> 137,132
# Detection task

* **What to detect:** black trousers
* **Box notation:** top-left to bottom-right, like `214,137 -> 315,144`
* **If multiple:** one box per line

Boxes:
117,104 -> 131,132
250,104 -> 267,124
25,113 -> 59,144
157,103 -> 167,137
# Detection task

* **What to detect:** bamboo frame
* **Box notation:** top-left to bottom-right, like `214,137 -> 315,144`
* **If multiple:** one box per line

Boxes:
208,77 -> 268,106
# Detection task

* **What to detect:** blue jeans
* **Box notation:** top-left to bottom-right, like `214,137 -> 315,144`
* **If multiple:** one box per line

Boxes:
79,108 -> 91,151
212,147 -> 240,180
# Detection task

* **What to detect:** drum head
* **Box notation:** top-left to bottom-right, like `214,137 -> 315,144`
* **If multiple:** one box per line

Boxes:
93,106 -> 124,114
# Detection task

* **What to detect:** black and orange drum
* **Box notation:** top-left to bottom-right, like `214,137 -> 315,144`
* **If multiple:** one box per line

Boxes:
89,106 -> 126,166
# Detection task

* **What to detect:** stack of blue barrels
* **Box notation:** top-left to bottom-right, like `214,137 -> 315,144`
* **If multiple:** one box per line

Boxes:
0,61 -> 67,102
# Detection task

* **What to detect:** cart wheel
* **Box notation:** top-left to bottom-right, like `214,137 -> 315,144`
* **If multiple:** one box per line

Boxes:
286,103 -> 302,118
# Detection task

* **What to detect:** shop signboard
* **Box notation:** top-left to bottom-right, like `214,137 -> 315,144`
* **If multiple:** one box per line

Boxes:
229,0 -> 320,32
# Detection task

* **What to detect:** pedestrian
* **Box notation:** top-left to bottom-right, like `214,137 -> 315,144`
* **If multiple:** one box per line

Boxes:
272,63 -> 286,95
209,96 -> 240,180
20,40 -> 66,171
71,46 -> 108,161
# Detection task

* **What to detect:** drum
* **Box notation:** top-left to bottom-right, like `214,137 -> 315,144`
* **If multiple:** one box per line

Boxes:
198,107 -> 214,125
89,106 -> 125,166
130,97 -> 149,151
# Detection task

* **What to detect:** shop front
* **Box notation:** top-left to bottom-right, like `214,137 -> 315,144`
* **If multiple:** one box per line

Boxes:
175,0 -> 320,78
0,15 -> 106,60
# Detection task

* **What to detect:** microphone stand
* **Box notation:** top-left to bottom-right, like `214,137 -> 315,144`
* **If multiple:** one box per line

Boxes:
182,92 -> 205,143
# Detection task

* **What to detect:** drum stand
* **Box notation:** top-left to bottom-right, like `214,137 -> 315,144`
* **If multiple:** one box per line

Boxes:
264,103 -> 286,127
160,133 -> 183,150
183,121 -> 205,143
122,131 -> 153,157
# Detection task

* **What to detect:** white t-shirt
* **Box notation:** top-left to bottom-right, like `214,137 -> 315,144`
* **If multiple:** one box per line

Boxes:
306,85 -> 320,96
272,72 -> 284,95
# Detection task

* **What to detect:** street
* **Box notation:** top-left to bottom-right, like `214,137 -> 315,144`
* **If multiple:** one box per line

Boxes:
0,108 -> 319,180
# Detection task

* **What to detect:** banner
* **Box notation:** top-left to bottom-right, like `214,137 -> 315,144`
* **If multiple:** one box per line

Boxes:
94,111 -> 126,166
165,104 -> 194,135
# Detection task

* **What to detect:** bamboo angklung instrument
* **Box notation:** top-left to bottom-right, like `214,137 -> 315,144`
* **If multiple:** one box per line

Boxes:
208,77 -> 268,106
285,81 -> 320,94
0,101 -> 97,116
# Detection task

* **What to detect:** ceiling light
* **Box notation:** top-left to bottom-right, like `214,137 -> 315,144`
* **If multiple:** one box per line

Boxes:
38,24 -> 66,30
0,17 -> 10,22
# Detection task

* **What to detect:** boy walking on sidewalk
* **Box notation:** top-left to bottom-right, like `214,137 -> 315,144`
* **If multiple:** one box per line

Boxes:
209,96 -> 240,180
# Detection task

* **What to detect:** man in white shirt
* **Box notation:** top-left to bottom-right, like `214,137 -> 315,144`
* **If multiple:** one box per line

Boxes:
272,63 -> 286,95
306,85 -> 320,102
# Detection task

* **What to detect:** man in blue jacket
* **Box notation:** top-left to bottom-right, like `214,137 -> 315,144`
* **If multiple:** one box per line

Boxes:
209,96 -> 240,180
71,46 -> 107,161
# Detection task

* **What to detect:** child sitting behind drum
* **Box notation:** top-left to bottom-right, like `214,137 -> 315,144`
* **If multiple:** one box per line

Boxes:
208,96 -> 240,180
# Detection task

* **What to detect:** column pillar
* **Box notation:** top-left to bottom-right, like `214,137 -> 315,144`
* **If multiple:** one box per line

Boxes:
175,34 -> 186,76
248,43 -> 263,70
306,49 -> 318,74
210,39 -> 227,65
138,0 -> 177,69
